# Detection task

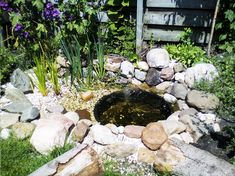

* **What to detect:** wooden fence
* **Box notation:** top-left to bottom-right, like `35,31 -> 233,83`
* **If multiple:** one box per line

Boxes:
136,0 -> 217,51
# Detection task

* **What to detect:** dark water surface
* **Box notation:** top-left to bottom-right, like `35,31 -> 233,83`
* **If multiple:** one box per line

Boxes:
94,88 -> 172,126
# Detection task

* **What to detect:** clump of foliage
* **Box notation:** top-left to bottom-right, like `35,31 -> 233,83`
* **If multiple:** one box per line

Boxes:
196,53 -> 235,121
216,0 -> 235,53
0,136 -> 74,176
222,126 -> 235,165
165,28 -> 208,67
101,0 -> 136,59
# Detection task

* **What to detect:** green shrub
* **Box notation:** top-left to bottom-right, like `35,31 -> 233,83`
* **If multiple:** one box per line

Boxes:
0,136 -> 74,176
196,53 -> 235,120
0,47 -> 16,83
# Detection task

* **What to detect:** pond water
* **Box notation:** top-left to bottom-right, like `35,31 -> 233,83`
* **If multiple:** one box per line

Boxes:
94,88 -> 172,126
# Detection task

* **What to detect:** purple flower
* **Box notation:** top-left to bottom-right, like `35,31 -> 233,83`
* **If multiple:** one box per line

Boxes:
52,9 -> 60,17
43,2 -> 60,20
23,32 -> 29,39
46,2 -> 53,9
14,24 -> 24,32
0,0 -> 12,12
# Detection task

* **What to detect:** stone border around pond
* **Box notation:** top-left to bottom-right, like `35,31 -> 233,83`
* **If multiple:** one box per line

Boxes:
0,48 -> 234,175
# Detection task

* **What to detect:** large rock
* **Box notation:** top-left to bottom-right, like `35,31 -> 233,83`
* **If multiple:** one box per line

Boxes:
20,106 -> 40,122
146,48 -> 170,68
10,68 -> 32,93
186,90 -> 219,112
174,72 -> 185,84
184,63 -> 218,88
120,61 -> 134,77
172,139 -> 235,176
170,83 -> 188,100
160,67 -> 174,80
141,122 -> 168,150
134,69 -> 147,81
160,120 -> 186,136
154,140 -> 185,172
30,117 -> 74,155
104,143 -> 137,158
46,104 -> 65,113
124,125 -> 145,138
90,124 -> 117,145
145,68 -> 161,86
164,93 -> 177,103
29,144 -> 104,176
12,122 -> 35,139
0,112 -> 20,128
64,111 -> 80,124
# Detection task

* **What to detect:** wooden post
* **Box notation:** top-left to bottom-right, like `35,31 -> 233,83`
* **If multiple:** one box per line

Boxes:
136,0 -> 144,54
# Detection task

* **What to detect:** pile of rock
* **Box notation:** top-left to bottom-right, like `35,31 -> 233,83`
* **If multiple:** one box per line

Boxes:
0,48 -> 234,176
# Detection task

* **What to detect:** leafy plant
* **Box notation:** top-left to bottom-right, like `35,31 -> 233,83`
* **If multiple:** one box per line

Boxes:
165,28 -> 208,67
0,136 -> 74,176
61,36 -> 82,86
94,31 -> 106,80
216,0 -> 235,53
48,61 -> 60,95
195,53 -> 235,120
33,55 -> 48,96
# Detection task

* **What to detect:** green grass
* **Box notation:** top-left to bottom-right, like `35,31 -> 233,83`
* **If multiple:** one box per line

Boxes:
0,137 -> 74,176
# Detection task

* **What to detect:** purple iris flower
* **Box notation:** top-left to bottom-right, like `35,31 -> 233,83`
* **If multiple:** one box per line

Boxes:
0,0 -> 12,11
43,2 -> 60,20
14,24 -> 24,32
52,9 -> 60,17
23,32 -> 29,39
46,2 -> 53,10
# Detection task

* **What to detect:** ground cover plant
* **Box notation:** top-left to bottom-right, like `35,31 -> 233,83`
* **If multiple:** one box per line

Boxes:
0,136 -> 74,176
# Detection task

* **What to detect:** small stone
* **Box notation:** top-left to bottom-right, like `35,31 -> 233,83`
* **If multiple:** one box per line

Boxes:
20,106 -> 40,122
64,111 -> 80,124
124,125 -> 145,138
160,67 -> 174,80
177,100 -> 189,110
105,55 -> 123,72
104,143 -> 137,158
90,124 -> 117,145
71,121 -> 89,143
137,147 -> 157,164
163,93 -> 177,103
197,112 -> 206,122
137,61 -> 149,71
169,134 -> 183,141
170,83 -> 188,100
47,104 -> 65,113
204,113 -> 216,124
173,63 -> 185,73
75,109 -> 91,120
160,120 -> 186,136
134,69 -> 147,81
0,112 -> 20,128
180,132 -> 194,144
118,126 -> 124,134
80,91 -> 94,101
174,72 -> 185,84
179,108 -> 198,118
155,81 -> 172,93
105,124 -> 119,135
212,123 -> 220,132
56,55 -> 69,67
10,68 -> 32,93
0,128 -> 11,139
167,111 -> 180,121
120,61 -> 134,77
79,119 -> 93,127
142,122 -> 168,150
2,101 -> 32,113
146,48 -> 170,68
131,78 -> 142,86
11,122 -> 35,139
145,68 -> 161,86
82,133 -> 94,146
